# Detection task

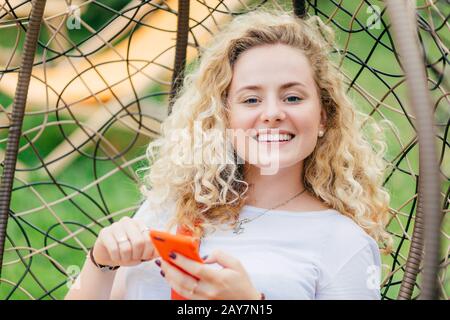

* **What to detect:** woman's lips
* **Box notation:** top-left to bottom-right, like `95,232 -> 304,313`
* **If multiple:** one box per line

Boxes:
251,135 -> 296,145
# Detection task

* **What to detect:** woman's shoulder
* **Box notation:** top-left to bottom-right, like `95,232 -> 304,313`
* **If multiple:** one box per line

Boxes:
316,210 -> 382,293
322,210 -> 379,251
318,209 -> 381,268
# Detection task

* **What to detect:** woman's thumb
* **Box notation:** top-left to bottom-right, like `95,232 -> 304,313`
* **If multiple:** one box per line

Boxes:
202,250 -> 240,270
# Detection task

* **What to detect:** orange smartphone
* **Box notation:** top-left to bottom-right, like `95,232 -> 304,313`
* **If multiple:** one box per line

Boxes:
149,229 -> 203,274
149,230 -> 203,300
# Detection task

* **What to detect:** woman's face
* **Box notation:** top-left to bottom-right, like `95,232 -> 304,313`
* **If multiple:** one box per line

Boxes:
226,43 -> 327,173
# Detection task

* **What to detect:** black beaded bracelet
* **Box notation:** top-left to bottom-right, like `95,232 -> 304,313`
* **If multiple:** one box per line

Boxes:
89,248 -> 120,272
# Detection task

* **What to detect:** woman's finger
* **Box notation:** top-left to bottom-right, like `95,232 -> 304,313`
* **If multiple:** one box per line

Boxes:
123,220 -> 146,261
159,259 -> 206,299
203,249 -> 242,270
133,220 -> 155,261
98,230 -> 120,263
141,235 -> 156,261
168,252 -> 218,283
111,221 -> 132,262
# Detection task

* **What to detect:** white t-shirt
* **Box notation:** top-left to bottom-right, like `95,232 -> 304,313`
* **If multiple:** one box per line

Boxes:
121,199 -> 382,300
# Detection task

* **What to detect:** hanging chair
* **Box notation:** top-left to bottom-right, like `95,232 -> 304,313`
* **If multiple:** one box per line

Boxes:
0,0 -> 447,300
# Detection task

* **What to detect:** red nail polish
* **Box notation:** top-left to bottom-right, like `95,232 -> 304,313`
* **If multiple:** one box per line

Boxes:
160,270 -> 165,277
169,252 -> 176,259
155,259 -> 161,267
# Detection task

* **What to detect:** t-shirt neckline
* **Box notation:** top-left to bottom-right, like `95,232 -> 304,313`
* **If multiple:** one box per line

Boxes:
242,204 -> 338,216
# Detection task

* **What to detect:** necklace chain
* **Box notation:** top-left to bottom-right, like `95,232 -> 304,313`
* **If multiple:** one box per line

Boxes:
232,188 -> 307,235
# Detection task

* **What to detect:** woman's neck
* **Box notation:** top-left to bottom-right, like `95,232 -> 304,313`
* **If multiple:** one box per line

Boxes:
243,162 -> 307,209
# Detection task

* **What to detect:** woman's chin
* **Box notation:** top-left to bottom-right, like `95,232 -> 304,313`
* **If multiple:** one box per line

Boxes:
248,156 -> 302,175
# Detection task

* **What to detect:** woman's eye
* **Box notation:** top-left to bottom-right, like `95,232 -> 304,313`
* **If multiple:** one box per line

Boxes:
243,98 -> 259,104
285,96 -> 302,103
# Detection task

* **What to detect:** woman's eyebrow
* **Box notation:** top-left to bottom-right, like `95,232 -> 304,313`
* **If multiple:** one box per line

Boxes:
279,81 -> 307,90
236,85 -> 261,94
236,81 -> 306,94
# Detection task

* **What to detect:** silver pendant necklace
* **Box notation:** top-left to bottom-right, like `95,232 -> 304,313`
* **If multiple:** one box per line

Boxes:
232,188 -> 308,235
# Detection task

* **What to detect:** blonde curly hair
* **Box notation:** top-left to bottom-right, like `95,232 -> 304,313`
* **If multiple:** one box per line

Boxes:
140,8 -> 394,255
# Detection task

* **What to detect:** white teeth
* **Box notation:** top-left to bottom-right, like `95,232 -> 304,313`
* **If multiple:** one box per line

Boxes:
257,133 -> 294,142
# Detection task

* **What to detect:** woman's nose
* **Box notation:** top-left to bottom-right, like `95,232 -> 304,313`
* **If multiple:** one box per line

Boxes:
259,100 -> 286,123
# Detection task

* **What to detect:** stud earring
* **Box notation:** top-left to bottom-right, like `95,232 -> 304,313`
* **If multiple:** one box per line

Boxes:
318,130 -> 324,138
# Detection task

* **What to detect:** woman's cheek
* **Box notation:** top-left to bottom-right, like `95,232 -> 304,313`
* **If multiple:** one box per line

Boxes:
297,129 -> 320,160
231,108 -> 258,128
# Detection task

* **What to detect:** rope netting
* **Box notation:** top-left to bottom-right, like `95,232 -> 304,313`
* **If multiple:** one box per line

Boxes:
0,0 -> 448,299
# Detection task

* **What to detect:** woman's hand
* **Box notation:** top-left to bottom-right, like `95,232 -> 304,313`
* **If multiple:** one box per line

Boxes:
92,216 -> 157,267
156,249 -> 261,300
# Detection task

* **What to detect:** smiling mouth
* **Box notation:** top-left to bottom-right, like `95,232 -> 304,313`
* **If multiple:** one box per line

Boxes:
251,133 -> 296,143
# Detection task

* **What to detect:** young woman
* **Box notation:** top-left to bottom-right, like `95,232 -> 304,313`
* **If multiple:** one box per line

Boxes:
65,8 -> 393,300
